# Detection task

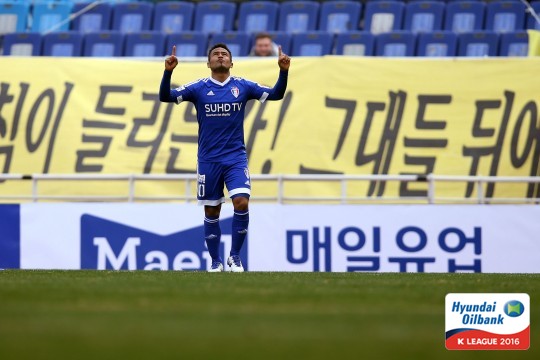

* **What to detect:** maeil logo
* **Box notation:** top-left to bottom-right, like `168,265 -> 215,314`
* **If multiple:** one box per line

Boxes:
80,215 -> 248,271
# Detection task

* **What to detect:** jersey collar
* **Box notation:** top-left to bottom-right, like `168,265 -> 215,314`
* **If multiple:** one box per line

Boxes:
208,76 -> 232,87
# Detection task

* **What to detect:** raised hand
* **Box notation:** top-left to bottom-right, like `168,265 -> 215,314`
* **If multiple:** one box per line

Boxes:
277,46 -> 291,71
165,45 -> 178,71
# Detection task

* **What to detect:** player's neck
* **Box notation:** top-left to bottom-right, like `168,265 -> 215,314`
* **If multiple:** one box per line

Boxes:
211,71 -> 230,83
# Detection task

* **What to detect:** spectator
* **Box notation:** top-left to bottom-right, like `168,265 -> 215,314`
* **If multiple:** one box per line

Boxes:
250,33 -> 279,56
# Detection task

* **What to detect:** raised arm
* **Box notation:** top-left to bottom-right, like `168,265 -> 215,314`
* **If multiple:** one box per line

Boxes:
159,45 -> 179,103
265,46 -> 291,101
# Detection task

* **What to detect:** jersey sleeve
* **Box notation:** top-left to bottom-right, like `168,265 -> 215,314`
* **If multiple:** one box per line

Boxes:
245,70 -> 288,103
159,70 -> 197,104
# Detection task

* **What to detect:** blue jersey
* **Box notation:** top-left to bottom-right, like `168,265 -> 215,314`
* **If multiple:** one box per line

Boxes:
160,70 -> 288,163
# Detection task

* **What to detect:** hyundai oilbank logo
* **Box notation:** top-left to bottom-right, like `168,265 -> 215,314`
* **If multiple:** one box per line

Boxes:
504,300 -> 524,317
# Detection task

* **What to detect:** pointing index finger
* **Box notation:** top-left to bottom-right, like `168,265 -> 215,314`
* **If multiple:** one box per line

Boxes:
172,45 -> 176,57
278,45 -> 282,57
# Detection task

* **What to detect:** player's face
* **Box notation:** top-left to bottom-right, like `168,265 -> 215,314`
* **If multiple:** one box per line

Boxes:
207,48 -> 232,73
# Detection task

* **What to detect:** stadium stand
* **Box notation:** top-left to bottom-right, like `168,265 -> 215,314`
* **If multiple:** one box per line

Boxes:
112,2 -> 153,33
210,31 -> 251,56
42,31 -> 83,56
334,31 -> 375,55
485,0 -> 527,33
318,1 -> 362,33
444,0 -> 486,34
124,31 -> 165,57
527,1 -> 540,30
457,31 -> 499,56
291,31 -> 334,55
416,30 -> 458,56
499,30 -> 529,56
71,2 -> 113,33
31,2 -> 73,33
152,1 -> 194,34
238,1 -> 279,33
83,31 -> 124,57
2,32 -> 41,56
0,2 -> 28,34
278,1 -> 320,33
364,0 -> 405,35
194,1 -> 236,34
166,32 -> 208,57
375,30 -> 416,56
403,1 -> 445,33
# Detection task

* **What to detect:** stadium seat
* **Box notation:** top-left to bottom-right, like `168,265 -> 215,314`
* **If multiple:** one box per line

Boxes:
111,2 -> 153,33
165,32 -> 208,57
444,1 -> 486,34
71,2 -> 112,33
278,1 -> 320,34
485,0 -> 526,33
42,31 -> 83,56
152,1 -> 193,34
318,1 -> 362,34
375,31 -> 416,56
124,31 -> 166,57
210,32 -> 251,57
0,2 -> 29,34
527,1 -> 540,30
31,2 -> 73,33
238,1 -> 279,33
364,1 -> 405,35
499,31 -> 528,56
83,31 -> 124,57
2,32 -> 41,56
291,31 -> 334,56
457,31 -> 499,56
416,31 -> 458,57
252,31 -> 292,55
334,31 -> 375,56
403,1 -> 444,33
194,1 -> 236,34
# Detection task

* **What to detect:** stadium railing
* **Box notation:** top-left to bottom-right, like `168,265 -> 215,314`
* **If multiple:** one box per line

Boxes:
0,173 -> 539,204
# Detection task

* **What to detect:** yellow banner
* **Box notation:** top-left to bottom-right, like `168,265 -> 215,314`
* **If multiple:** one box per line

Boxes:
0,57 -> 539,200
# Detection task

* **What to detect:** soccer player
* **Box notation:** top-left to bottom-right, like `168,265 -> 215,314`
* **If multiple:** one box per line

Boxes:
159,43 -> 291,272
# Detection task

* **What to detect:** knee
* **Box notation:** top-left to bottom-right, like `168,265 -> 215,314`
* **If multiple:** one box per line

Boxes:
205,205 -> 221,218
232,196 -> 249,212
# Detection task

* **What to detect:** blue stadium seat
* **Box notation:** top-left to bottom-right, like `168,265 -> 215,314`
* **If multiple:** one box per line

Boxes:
404,1 -> 444,33
124,31 -> 165,57
210,32 -> 251,57
364,1 -> 405,35
0,2 -> 29,34
252,31 -> 292,55
457,31 -> 499,56
111,2 -> 153,33
278,1 -> 319,34
238,1 -> 279,33
485,1 -> 526,33
83,31 -> 124,57
444,1 -> 486,34
334,31 -> 374,56
416,31 -> 457,57
291,31 -> 334,56
194,1 -> 236,34
2,32 -> 41,56
319,1 -> 362,34
375,31 -> 416,56
31,2 -> 73,33
165,32 -> 208,57
527,1 -> 540,30
152,1 -> 194,34
42,31 -> 83,56
499,31 -> 528,56
71,2 -> 112,33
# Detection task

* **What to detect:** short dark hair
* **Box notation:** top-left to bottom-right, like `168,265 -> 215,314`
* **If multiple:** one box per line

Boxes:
208,43 -> 232,61
255,32 -> 272,42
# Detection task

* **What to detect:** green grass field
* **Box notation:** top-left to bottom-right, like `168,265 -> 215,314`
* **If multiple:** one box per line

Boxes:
0,271 -> 537,360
